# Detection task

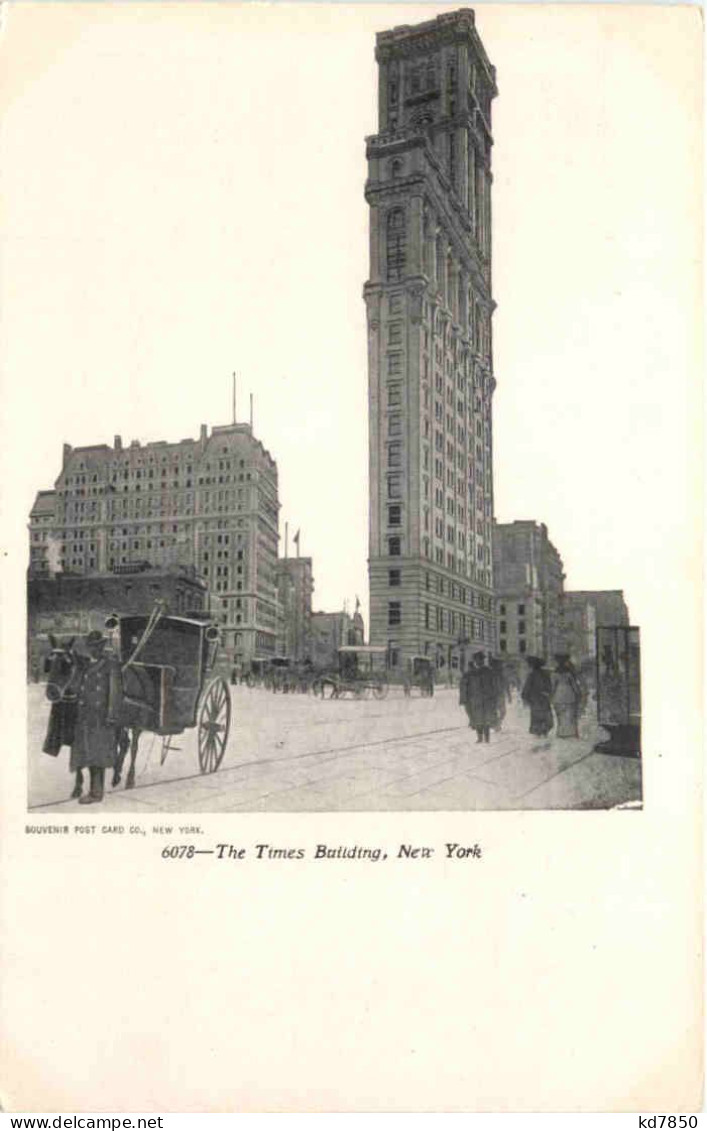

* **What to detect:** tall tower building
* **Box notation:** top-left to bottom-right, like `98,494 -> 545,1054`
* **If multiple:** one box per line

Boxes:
364,9 -> 498,675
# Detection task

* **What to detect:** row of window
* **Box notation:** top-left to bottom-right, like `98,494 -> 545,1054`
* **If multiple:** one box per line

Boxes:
499,619 -> 526,636
386,534 -> 493,580
387,600 -> 490,639
387,568 -> 492,609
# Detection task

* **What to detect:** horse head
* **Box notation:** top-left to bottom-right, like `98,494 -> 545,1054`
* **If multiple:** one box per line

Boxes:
45,637 -> 83,703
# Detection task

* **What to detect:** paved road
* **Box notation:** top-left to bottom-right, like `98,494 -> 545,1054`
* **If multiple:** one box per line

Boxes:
27,684 -> 641,813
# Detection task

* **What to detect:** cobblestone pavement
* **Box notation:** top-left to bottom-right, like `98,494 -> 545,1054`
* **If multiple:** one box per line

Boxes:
27,684 -> 642,813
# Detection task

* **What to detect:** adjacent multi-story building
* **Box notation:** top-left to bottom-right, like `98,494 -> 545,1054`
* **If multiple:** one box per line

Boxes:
27,565 -> 207,676
565,590 -> 630,628
561,590 -> 630,666
364,9 -> 498,677
560,594 -> 597,667
28,422 -> 279,665
275,557 -> 314,660
310,609 -> 365,669
493,521 -> 565,660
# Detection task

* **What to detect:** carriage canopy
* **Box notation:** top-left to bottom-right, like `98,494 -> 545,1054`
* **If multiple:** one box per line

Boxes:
114,614 -> 215,734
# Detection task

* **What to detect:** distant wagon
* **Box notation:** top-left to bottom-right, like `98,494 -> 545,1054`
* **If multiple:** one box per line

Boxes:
269,656 -> 293,693
403,655 -> 435,698
244,658 -> 270,689
316,645 -> 390,700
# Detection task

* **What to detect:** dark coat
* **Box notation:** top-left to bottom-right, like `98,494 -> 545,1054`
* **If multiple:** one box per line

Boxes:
522,669 -> 554,736
42,700 -> 78,757
70,655 -> 122,771
460,665 -> 498,728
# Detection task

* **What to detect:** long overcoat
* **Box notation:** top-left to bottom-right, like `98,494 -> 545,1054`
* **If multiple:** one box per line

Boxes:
522,669 -> 554,736
460,666 -> 498,729
43,701 -> 78,757
70,655 -> 122,772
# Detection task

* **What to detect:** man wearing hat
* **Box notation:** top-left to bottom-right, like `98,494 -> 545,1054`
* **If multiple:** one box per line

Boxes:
71,630 -> 121,804
459,652 -> 498,743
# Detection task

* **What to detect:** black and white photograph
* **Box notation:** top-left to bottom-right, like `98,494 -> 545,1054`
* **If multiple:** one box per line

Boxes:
17,4 -> 656,816
0,1 -> 701,1115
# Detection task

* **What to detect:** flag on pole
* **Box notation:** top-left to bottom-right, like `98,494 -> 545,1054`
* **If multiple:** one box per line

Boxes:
293,529 -> 300,556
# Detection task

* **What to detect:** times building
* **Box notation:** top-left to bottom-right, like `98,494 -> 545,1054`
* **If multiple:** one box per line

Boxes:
364,9 -> 497,674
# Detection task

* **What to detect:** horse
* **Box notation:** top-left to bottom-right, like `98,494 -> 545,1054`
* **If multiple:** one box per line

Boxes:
43,635 -> 130,799
110,663 -> 159,791
43,635 -> 85,799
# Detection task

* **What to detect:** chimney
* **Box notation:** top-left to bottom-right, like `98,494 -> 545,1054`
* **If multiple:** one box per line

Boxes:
114,435 -> 122,451
200,424 -> 208,442
62,443 -> 72,466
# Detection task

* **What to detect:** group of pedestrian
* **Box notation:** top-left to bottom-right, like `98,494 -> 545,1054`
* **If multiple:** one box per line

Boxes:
521,654 -> 585,740
459,651 -> 585,746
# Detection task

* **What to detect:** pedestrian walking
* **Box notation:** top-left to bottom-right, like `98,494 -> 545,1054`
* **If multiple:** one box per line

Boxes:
489,656 -> 507,731
551,654 -> 582,738
521,656 -> 553,738
71,630 -> 122,805
459,652 -> 498,743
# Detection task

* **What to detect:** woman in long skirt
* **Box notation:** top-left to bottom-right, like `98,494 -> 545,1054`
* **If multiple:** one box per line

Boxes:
551,654 -> 582,738
521,657 -> 553,737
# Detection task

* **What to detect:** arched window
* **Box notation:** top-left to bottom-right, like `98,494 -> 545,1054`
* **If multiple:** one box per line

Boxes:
391,159 -> 403,179
386,209 -> 406,282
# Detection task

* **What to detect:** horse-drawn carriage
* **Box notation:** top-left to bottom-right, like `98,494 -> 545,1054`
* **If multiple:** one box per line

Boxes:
244,658 -> 272,689
106,607 -> 232,780
403,655 -> 435,698
269,656 -> 293,693
44,604 -> 233,797
316,645 -> 390,700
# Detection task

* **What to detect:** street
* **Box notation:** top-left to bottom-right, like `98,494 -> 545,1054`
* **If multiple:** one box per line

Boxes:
27,684 -> 641,813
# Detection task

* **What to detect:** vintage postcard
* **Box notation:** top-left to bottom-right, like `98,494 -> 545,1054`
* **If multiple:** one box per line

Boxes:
0,1 -> 702,1114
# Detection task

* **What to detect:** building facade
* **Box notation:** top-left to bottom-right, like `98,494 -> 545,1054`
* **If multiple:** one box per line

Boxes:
364,9 -> 498,676
310,610 -> 365,670
561,589 -> 630,667
559,594 -> 597,666
27,566 -> 207,675
28,423 -> 279,665
275,557 -> 314,660
493,521 -> 565,661
564,590 -> 630,629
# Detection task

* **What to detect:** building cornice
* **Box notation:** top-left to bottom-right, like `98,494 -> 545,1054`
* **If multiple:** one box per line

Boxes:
375,10 -> 497,96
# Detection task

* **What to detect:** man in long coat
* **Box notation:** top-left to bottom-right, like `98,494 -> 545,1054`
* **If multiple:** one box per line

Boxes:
71,630 -> 122,805
459,652 -> 498,743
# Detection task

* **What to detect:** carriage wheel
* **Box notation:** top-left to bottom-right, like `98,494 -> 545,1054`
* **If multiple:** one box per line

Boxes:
373,677 -> 389,700
320,679 -> 337,700
198,677 -> 231,773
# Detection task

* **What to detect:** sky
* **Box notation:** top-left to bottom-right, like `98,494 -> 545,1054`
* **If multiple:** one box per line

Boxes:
0,2 -> 701,636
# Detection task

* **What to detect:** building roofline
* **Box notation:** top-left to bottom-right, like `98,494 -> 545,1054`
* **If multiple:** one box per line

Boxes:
376,9 -> 496,92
